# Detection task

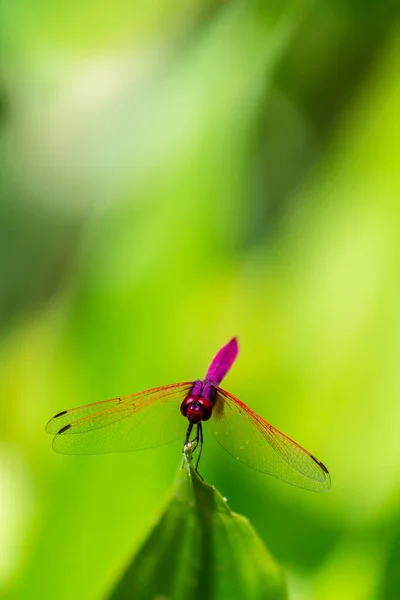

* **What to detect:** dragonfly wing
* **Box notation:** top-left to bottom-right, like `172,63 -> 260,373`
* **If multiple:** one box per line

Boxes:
46,382 -> 193,455
209,387 -> 331,492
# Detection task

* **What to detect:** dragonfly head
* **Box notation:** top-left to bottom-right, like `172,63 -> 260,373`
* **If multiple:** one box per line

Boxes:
180,395 -> 213,424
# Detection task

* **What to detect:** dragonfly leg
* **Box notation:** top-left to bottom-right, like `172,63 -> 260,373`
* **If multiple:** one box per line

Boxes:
183,422 -> 203,480
194,423 -> 204,479
182,423 -> 194,470
190,427 -> 200,453
184,423 -> 194,447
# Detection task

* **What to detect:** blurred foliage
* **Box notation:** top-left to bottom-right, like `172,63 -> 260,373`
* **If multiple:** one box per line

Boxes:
381,521 -> 400,600
0,1 -> 400,599
108,446 -> 286,600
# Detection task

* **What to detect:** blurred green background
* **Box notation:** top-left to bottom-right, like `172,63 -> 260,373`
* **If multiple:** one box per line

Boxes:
1,1 -> 400,599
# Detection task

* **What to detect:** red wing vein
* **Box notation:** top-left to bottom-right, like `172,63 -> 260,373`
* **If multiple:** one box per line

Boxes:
50,383 -> 194,455
211,387 -> 330,491
46,382 -> 193,435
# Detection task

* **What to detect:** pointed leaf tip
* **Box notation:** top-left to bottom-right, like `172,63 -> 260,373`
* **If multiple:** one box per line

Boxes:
108,445 -> 286,600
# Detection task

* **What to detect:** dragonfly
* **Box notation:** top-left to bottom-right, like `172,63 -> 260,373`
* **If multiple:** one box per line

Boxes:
46,337 -> 331,492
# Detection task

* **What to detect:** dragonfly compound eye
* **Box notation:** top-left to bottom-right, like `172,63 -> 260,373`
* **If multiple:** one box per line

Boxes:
186,403 -> 203,424
199,398 -> 212,421
180,396 -> 213,424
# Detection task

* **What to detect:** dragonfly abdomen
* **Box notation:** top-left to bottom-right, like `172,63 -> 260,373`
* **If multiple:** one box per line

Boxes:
204,337 -> 238,385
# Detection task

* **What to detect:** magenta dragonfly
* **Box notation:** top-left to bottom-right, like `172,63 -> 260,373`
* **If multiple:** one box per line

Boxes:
46,337 -> 330,491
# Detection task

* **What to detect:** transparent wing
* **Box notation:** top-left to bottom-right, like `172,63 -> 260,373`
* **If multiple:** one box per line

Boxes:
208,387 -> 331,492
46,382 -> 193,455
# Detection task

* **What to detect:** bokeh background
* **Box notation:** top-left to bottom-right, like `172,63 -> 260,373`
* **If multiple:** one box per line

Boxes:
1,1 -> 400,599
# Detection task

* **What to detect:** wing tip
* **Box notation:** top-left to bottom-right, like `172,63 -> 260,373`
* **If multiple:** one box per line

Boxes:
310,454 -> 329,474
54,410 -> 68,419
45,410 -> 69,433
310,454 -> 331,491
58,424 -> 72,434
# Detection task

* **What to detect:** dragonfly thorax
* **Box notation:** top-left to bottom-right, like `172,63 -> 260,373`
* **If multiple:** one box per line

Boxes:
180,395 -> 213,424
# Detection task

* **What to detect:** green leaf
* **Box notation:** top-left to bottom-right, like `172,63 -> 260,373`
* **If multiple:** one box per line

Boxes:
107,446 -> 287,600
